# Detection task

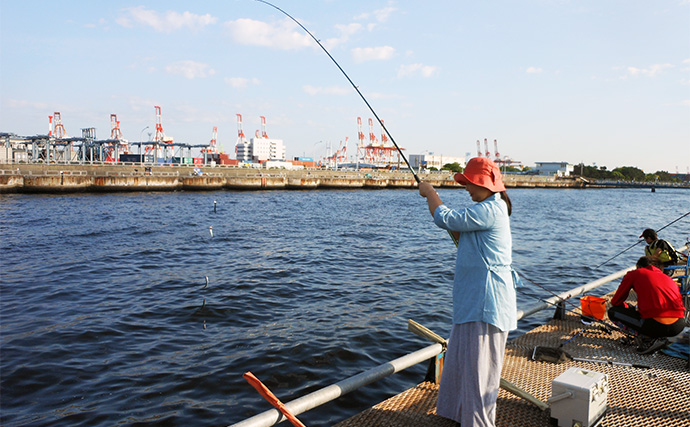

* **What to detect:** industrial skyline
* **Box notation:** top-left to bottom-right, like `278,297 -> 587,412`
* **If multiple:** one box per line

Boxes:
1,1 -> 688,173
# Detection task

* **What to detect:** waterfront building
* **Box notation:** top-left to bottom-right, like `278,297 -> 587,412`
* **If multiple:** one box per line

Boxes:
409,153 -> 466,170
236,137 -> 286,162
535,162 -> 574,177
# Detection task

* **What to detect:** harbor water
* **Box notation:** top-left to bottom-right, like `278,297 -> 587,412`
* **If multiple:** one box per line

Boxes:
1,187 -> 688,426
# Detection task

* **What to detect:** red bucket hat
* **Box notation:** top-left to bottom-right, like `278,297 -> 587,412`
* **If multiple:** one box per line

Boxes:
454,157 -> 506,192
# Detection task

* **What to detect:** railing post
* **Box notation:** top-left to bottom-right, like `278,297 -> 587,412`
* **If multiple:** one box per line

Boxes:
424,351 -> 445,384
553,300 -> 566,320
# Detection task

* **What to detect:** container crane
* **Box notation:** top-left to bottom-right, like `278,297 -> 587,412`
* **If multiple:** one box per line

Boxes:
484,138 -> 491,158
260,116 -> 268,138
368,118 -> 377,145
110,114 -> 123,140
154,106 -> 165,142
494,139 -> 500,161
380,119 -> 389,145
235,114 -> 246,155
204,126 -> 218,155
147,105 -> 169,157
339,137 -> 348,163
106,114 -> 127,161
476,140 -> 482,157
53,112 -> 67,139
236,114 -> 246,142
357,117 -> 365,161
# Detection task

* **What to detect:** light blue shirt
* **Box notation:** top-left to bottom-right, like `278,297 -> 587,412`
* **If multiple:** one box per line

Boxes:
433,193 -> 518,332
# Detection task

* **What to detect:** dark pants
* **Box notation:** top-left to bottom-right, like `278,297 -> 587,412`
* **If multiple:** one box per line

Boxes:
608,305 -> 684,338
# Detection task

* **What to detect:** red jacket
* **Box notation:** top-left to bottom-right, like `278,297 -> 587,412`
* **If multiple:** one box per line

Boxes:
611,265 -> 685,319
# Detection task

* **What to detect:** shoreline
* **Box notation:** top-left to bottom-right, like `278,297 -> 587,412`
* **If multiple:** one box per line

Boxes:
0,163 -> 685,194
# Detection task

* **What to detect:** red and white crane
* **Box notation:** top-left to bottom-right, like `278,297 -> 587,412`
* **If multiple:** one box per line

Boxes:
260,116 -> 268,138
107,114 -> 128,161
380,119 -> 389,145
493,139 -> 500,161
110,114 -> 123,140
339,137 -> 348,162
205,126 -> 218,154
357,117 -> 365,152
237,114 -> 246,141
368,118 -> 377,145
484,138 -> 491,158
154,106 -> 165,142
476,140 -> 482,157
53,112 -> 67,139
235,114 -> 246,155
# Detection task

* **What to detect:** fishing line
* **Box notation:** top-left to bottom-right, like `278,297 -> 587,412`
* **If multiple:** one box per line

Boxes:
513,271 -> 631,336
594,210 -> 690,269
254,0 -> 418,182
255,0 -> 459,247
516,270 -> 587,313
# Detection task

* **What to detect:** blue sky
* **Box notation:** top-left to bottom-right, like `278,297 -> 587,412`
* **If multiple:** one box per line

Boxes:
1,0 -> 688,173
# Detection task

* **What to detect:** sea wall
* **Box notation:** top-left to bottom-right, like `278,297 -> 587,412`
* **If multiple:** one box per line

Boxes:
0,164 -> 585,193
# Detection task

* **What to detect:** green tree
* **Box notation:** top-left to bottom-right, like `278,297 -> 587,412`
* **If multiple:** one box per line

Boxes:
442,162 -> 463,173
613,166 -> 645,181
654,171 -> 679,183
503,166 -> 522,172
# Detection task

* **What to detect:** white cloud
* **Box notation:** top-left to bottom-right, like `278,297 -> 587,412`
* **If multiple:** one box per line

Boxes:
165,61 -> 215,79
323,23 -> 362,50
117,7 -> 217,33
225,18 -> 312,50
526,67 -> 543,74
680,58 -> 690,72
625,63 -> 673,77
7,99 -> 50,110
351,46 -> 395,63
303,85 -> 351,96
225,77 -> 260,89
398,63 -> 438,78
355,5 -> 397,24
354,4 -> 397,32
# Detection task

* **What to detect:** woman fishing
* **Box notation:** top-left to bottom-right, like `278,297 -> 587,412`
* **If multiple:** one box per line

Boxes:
419,157 -> 517,427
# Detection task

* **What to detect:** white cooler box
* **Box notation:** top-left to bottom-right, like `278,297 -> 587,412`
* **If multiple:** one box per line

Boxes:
549,367 -> 608,427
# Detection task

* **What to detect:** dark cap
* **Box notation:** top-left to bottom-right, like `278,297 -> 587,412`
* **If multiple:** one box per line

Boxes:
639,228 -> 657,239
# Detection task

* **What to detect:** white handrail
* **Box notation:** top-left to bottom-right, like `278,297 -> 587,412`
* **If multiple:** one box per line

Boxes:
230,343 -> 443,427
517,244 -> 688,320
230,245 -> 689,427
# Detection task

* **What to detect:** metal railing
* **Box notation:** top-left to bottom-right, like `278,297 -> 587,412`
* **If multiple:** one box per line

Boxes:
229,250 -> 690,427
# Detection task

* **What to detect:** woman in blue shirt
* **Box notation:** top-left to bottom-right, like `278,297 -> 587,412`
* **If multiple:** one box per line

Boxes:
419,157 -> 517,427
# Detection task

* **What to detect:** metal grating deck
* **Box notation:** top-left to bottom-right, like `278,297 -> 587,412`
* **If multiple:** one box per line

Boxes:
335,307 -> 689,426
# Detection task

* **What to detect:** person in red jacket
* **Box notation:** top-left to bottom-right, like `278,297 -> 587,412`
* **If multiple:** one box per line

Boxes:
608,256 -> 686,354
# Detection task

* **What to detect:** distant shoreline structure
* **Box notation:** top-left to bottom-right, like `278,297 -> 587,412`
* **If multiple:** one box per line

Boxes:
1,163 -> 688,194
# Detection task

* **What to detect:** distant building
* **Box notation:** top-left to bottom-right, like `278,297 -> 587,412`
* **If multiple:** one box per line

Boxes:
534,162 -> 574,177
235,137 -> 286,162
264,160 -> 304,170
409,153 -> 466,170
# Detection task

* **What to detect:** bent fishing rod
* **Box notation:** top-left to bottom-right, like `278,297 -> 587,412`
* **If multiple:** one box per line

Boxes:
513,273 -> 631,337
594,210 -> 690,269
254,0 -> 419,182
256,1 -> 458,246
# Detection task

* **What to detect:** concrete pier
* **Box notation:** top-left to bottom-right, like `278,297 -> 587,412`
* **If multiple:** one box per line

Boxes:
0,163 -> 586,194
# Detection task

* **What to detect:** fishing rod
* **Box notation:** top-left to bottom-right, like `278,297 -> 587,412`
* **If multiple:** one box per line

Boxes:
594,210 -> 690,269
254,0 -> 419,182
255,1 -> 459,246
513,273 -> 628,336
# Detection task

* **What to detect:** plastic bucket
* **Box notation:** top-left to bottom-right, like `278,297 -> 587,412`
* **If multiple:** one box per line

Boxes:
580,296 -> 607,320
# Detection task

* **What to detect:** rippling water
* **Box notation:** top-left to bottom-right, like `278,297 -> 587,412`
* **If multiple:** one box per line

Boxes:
1,187 -> 688,426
